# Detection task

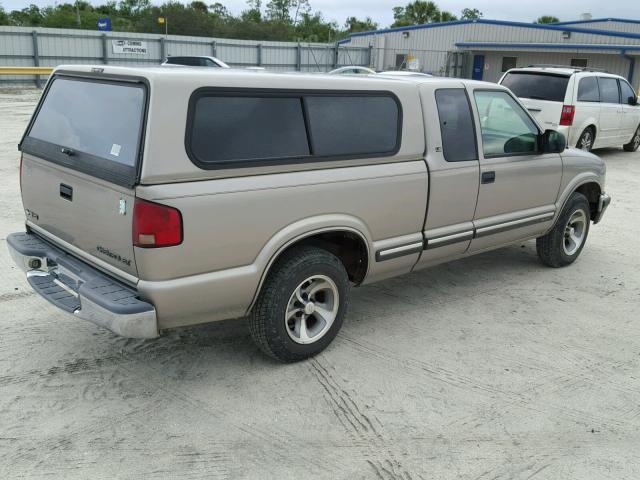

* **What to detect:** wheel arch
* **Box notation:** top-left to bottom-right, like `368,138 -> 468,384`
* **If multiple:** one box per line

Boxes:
576,123 -> 597,148
557,178 -> 602,223
245,217 -> 372,314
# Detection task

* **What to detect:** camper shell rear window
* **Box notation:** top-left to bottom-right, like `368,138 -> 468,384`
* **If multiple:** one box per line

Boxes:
20,74 -> 147,188
185,88 -> 402,169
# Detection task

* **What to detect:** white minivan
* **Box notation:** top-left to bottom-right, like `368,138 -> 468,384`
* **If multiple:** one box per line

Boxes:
500,66 -> 640,152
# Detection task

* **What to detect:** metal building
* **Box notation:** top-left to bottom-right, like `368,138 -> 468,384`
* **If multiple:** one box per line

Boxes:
338,18 -> 640,89
0,25 -> 371,85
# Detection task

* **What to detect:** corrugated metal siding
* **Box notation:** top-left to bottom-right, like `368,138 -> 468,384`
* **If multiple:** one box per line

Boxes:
0,26 -> 369,84
557,21 -> 640,34
478,51 -> 637,86
346,21 -> 640,87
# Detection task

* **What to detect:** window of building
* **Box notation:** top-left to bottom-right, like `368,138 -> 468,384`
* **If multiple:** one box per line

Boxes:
435,89 -> 477,162
571,58 -> 588,68
501,57 -> 517,72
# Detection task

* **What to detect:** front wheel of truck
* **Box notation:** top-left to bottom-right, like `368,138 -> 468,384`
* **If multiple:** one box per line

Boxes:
249,246 -> 350,362
536,192 -> 591,268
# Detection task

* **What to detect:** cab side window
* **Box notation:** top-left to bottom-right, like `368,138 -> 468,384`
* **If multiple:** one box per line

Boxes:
473,90 -> 539,157
577,77 -> 600,102
435,89 -> 477,162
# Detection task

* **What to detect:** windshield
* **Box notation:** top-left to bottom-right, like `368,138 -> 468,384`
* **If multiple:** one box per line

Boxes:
501,72 -> 570,102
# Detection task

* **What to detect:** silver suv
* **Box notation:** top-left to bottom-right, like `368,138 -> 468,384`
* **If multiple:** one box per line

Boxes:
8,66 -> 610,362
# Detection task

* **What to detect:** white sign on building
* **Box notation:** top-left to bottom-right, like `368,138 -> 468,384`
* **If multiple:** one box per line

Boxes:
112,40 -> 148,55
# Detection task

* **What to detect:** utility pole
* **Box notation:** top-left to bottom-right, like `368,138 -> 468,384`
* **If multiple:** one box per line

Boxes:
75,1 -> 81,27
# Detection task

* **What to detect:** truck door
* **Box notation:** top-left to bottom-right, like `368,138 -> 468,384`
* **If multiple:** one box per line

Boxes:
467,88 -> 562,253
414,84 -> 480,271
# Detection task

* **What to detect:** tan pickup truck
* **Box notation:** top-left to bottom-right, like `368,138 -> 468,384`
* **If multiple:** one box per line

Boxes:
8,66 -> 610,362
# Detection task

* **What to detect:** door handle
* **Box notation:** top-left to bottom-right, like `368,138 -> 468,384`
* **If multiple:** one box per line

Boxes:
481,171 -> 496,184
60,183 -> 73,201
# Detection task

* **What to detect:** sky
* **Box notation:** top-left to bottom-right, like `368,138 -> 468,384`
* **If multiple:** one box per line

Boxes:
2,0 -> 640,29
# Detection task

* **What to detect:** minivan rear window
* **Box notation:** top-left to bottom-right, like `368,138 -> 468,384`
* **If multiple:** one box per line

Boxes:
21,76 -> 146,187
500,72 -> 570,102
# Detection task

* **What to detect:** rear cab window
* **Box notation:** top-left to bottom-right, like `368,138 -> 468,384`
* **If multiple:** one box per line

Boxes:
20,75 -> 147,187
186,89 -> 401,169
500,72 -> 570,102
434,89 -> 477,162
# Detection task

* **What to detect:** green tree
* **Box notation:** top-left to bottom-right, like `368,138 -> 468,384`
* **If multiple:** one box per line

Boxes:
439,11 -> 457,21
344,16 -> 378,33
190,1 -> 208,14
209,2 -> 230,18
460,7 -> 482,19
295,11 -> 337,42
241,0 -> 262,23
0,4 -> 10,25
535,15 -> 560,24
265,0 -> 292,22
8,4 -> 44,26
392,1 -> 441,27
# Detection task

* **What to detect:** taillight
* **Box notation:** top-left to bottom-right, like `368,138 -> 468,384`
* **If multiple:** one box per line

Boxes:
133,198 -> 182,248
559,105 -> 575,126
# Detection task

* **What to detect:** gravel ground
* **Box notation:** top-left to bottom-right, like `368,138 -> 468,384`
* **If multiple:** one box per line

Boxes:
1,88 -> 639,480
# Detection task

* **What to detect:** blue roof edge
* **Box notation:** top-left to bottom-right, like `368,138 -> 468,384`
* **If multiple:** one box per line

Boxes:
337,18 -> 640,44
456,41 -> 640,51
554,18 -> 640,26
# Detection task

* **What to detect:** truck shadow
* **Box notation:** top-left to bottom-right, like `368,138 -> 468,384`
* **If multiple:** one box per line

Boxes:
102,240 -> 545,368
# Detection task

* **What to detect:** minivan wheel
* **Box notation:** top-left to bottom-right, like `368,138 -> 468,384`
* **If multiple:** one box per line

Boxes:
536,192 -> 591,268
623,125 -> 640,152
576,127 -> 595,152
249,246 -> 349,362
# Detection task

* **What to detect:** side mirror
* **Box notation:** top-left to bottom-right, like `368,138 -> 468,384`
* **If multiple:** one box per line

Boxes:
542,129 -> 566,153
629,95 -> 638,106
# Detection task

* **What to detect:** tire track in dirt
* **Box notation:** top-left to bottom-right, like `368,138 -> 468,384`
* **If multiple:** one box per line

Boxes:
337,333 -> 634,431
310,357 -> 415,480
114,359 -> 347,478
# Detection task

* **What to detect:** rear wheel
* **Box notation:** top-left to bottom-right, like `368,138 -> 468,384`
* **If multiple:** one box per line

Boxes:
576,127 -> 595,152
536,192 -> 591,268
623,125 -> 640,152
249,246 -> 349,362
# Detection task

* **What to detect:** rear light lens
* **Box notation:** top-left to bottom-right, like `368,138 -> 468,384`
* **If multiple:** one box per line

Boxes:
559,105 -> 575,126
133,198 -> 182,248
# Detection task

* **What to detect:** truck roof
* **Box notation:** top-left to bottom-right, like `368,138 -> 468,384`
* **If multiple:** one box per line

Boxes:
51,64 -> 503,92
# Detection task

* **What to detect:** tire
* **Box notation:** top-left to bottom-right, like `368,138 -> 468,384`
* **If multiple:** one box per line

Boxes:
623,125 -> 640,152
576,127 -> 595,152
249,246 -> 349,362
536,192 -> 591,268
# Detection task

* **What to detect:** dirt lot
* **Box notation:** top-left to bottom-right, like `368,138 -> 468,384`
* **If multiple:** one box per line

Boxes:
0,88 -> 639,480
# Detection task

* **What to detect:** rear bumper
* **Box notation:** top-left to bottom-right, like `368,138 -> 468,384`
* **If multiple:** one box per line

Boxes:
7,231 -> 158,339
593,193 -> 611,224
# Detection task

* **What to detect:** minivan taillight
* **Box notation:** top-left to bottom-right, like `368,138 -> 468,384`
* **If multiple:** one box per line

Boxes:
559,105 -> 575,126
133,198 -> 183,248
